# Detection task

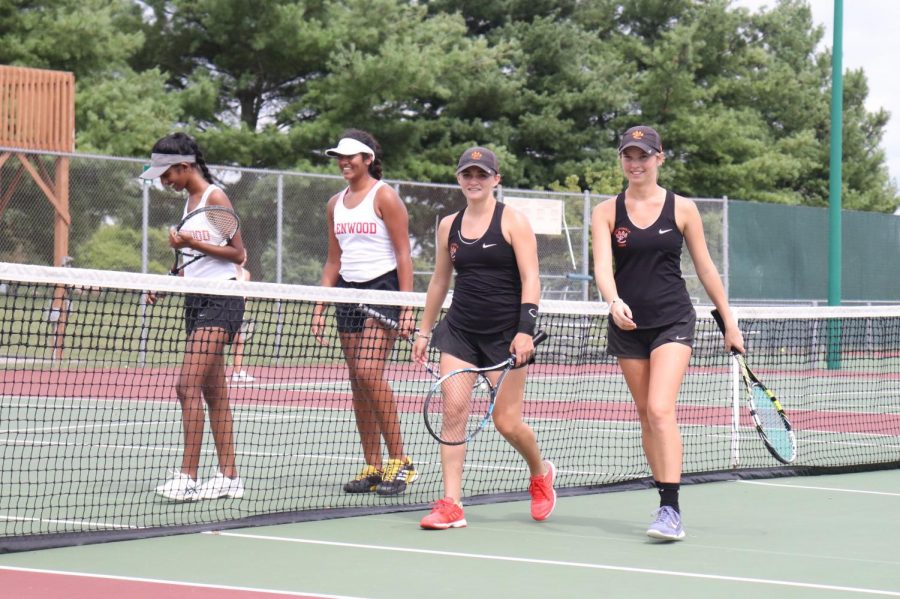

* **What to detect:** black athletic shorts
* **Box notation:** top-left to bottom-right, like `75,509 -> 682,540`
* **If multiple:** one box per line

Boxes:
431,319 -> 516,368
334,270 -> 401,334
184,294 -> 245,343
606,310 -> 696,359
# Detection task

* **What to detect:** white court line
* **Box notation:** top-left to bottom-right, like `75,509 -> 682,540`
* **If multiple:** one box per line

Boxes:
0,566 -> 363,599
737,480 -> 900,497
207,532 -> 900,596
0,515 -> 138,529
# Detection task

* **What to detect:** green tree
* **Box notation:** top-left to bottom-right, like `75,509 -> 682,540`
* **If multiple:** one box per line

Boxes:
76,224 -> 171,273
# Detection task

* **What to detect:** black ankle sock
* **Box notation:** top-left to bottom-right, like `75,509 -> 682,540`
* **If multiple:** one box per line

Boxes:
655,481 -> 680,513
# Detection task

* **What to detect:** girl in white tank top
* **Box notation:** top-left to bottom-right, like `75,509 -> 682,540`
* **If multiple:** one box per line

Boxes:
312,130 -> 417,496
180,184 -> 242,280
332,179 -> 397,282
138,132 -> 247,503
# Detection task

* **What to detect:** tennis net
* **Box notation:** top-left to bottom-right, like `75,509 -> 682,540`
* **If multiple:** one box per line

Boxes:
1,262 -> 899,552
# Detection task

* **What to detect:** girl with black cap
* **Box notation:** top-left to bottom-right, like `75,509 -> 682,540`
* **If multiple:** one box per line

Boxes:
412,146 -> 556,529
592,126 -> 744,540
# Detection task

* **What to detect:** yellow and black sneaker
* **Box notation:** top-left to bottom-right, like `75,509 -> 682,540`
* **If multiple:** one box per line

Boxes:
343,465 -> 382,493
375,457 -> 418,496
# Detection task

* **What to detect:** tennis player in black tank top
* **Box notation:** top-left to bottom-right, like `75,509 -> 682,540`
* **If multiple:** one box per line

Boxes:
592,126 -> 745,541
412,147 -> 556,530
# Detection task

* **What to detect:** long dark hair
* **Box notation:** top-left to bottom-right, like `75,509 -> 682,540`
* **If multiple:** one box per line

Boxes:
151,132 -> 215,184
340,129 -> 383,180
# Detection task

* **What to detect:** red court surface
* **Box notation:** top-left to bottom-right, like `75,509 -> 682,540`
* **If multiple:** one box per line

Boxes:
0,566 -> 344,599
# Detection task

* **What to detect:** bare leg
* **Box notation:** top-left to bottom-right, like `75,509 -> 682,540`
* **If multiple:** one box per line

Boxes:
199,328 -> 238,478
231,332 -> 244,372
490,368 -> 546,476
340,321 -> 404,467
619,342 -> 691,482
175,328 -> 230,479
437,353 -> 472,502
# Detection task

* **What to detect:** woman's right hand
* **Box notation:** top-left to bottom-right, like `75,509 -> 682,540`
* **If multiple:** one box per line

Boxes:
610,300 -> 637,330
311,311 -> 329,346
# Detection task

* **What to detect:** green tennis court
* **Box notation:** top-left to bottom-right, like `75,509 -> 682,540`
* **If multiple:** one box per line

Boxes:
1,470 -> 899,598
2,265 -> 899,582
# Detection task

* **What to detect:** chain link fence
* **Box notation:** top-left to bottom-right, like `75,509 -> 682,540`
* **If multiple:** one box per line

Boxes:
0,147 -> 726,302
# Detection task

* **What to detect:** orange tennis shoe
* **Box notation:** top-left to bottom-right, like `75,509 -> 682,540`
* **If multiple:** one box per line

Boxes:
529,460 -> 557,521
420,497 -> 467,529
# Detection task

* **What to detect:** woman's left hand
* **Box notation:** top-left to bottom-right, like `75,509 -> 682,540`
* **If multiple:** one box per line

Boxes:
509,332 -> 535,367
168,227 -> 193,250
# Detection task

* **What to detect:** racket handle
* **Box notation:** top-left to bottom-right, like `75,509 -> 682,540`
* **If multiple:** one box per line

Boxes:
711,308 -> 725,334
356,303 -> 399,329
711,309 -> 742,356
510,329 -> 549,368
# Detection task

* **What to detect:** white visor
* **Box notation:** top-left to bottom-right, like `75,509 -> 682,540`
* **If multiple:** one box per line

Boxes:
140,153 -> 196,180
325,138 -> 375,158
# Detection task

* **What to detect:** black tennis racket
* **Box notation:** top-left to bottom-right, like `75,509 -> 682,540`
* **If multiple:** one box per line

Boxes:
355,303 -> 439,379
712,309 -> 797,464
170,206 -> 241,275
423,329 -> 548,446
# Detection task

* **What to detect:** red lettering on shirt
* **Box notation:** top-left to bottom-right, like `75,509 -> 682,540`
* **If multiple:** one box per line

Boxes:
335,222 -> 378,235
184,230 -> 210,241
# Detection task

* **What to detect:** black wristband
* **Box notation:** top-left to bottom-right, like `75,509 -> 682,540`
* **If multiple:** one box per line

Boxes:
517,303 -> 538,335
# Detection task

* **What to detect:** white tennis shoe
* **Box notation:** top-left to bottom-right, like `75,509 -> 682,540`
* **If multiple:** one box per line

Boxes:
196,472 -> 245,500
155,471 -> 198,502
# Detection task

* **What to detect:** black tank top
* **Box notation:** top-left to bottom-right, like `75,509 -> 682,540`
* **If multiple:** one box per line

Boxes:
446,202 -> 522,334
611,189 -> 694,328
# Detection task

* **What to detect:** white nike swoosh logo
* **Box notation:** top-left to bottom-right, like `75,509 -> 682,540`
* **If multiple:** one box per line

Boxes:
482,243 -> 497,248
659,229 -> 672,234
675,336 -> 688,340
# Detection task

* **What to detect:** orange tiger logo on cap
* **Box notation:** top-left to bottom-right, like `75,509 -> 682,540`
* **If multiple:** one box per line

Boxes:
632,131 -> 644,139
471,151 -> 482,160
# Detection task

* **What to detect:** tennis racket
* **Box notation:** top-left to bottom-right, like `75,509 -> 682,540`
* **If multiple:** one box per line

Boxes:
712,309 -> 797,464
355,303 -> 439,379
423,329 -> 548,446
170,206 -> 241,275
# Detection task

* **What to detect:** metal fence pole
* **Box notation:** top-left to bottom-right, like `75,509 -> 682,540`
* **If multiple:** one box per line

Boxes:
138,181 -> 150,366
722,196 -> 729,297
276,175 -> 284,284
275,175 -> 284,363
582,190 -> 591,300
141,183 -> 149,274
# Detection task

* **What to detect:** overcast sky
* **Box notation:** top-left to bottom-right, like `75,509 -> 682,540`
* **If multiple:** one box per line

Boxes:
732,0 -> 900,189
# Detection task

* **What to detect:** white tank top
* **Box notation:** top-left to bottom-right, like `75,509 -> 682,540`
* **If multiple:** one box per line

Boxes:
333,179 -> 398,282
181,185 -> 241,280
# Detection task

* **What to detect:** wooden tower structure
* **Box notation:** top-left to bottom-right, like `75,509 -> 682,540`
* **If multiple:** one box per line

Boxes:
0,65 -> 75,266
0,65 -> 75,358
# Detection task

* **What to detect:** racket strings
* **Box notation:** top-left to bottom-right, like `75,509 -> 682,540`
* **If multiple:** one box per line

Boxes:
752,386 -> 795,459
206,210 -> 239,239
427,372 -> 493,444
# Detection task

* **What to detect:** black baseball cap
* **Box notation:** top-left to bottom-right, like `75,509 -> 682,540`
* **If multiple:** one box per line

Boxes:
456,146 -> 499,175
618,126 -> 663,154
